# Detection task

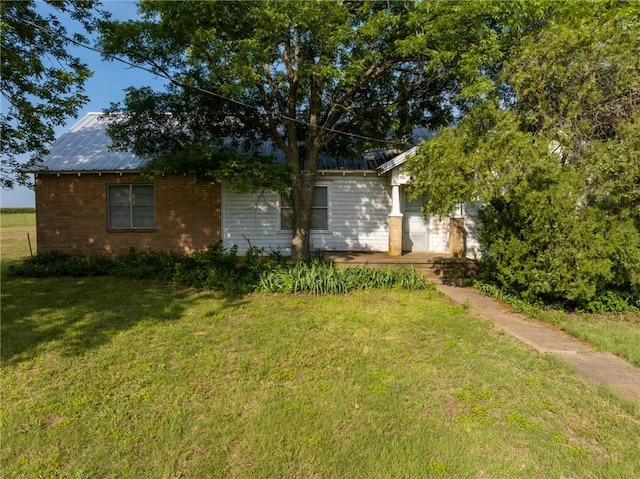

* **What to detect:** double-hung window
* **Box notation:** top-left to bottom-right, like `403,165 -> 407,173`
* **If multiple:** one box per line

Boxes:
108,184 -> 155,229
281,185 -> 328,231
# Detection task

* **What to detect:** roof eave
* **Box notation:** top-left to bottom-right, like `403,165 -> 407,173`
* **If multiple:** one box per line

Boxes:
33,169 -> 143,175
377,145 -> 418,175
318,169 -> 379,175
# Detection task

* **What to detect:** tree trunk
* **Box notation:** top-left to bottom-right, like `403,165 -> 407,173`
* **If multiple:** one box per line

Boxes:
291,172 -> 317,261
290,71 -> 322,262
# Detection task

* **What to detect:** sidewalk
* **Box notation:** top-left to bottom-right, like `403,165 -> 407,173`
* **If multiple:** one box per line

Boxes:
435,283 -> 640,403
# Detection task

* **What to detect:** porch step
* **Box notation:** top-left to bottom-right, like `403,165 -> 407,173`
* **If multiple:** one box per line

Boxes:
322,252 -> 477,286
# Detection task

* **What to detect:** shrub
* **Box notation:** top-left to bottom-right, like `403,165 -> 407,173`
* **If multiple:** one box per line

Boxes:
9,247 -> 433,295
583,290 -> 639,314
9,252 -> 116,277
474,280 -> 638,316
172,243 -> 272,293
477,163 -> 640,311
112,250 -> 179,280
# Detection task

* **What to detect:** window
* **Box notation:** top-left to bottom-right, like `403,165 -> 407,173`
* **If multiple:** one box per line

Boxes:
281,186 -> 328,230
108,185 -> 155,229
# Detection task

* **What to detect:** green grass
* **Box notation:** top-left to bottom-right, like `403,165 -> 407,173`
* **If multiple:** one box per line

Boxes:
2,278 -> 640,477
475,281 -> 640,368
0,211 -> 36,264
2,214 -> 640,477
556,313 -> 640,368
0,210 -> 35,227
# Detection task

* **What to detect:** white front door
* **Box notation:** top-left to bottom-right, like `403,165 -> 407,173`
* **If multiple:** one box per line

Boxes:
402,196 -> 429,252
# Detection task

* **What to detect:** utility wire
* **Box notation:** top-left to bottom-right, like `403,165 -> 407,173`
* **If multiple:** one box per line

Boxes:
7,12 -> 403,147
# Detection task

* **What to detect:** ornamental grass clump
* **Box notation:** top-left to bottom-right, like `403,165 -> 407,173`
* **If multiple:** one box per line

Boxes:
259,258 -> 431,294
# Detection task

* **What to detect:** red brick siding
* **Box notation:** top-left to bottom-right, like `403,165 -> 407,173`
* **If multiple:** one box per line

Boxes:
35,173 -> 221,255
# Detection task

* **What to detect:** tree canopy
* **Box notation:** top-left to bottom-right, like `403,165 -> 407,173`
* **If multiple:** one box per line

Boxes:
98,0 -> 511,260
1,0 -> 103,189
406,0 -> 640,309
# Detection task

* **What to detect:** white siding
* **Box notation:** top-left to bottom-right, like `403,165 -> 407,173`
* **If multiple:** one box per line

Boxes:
221,187 -> 289,253
222,176 -> 391,254
222,178 -> 482,257
313,176 -> 391,252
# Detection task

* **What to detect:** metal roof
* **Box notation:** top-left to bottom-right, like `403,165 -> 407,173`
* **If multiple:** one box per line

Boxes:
33,113 -> 147,172
35,113 -> 433,174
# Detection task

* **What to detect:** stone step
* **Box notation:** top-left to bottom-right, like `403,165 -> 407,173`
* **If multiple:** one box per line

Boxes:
323,252 -> 477,285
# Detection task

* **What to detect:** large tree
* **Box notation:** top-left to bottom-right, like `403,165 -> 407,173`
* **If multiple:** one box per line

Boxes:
98,0 -> 477,261
1,0 -> 103,189
406,0 -> 640,308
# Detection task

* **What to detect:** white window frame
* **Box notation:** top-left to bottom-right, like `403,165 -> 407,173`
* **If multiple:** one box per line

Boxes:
107,184 -> 155,230
280,184 -> 330,232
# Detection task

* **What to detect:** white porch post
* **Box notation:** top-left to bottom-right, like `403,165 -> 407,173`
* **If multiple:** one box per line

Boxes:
390,184 -> 402,216
388,182 -> 403,256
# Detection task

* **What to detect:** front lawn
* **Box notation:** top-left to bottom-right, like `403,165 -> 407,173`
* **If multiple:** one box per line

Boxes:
557,312 -> 640,368
2,273 -> 639,478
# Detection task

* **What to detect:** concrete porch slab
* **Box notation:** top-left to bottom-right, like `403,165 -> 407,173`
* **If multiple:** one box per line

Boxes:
323,251 -> 464,265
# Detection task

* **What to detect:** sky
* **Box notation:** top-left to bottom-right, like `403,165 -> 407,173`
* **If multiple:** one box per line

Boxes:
0,1 -> 167,207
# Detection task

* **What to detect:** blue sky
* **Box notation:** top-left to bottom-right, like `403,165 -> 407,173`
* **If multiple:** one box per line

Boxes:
1,1 -> 167,207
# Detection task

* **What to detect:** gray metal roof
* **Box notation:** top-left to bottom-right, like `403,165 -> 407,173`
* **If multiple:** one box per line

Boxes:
34,113 -> 147,172
35,113 -> 433,174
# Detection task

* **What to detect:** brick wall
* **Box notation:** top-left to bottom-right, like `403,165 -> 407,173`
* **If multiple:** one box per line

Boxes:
35,173 -> 221,255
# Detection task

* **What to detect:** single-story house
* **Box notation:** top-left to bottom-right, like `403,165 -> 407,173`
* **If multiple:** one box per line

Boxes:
32,113 -> 480,258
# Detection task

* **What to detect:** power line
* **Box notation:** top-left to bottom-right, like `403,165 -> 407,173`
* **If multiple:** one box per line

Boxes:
6,11 -> 403,147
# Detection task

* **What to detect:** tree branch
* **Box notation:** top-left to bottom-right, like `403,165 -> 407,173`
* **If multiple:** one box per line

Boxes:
263,63 -> 287,114
322,57 -> 399,133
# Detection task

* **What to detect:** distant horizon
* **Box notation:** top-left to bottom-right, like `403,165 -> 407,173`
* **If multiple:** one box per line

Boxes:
0,189 -> 35,207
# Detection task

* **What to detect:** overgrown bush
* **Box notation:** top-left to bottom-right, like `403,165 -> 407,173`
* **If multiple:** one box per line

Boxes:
9,246 -> 433,295
9,251 -> 117,277
112,250 -> 179,280
173,243 -> 281,293
476,160 -> 640,313
584,290 -> 640,314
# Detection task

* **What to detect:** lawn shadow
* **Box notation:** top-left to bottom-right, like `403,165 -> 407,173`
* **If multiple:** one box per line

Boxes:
0,274 -> 248,366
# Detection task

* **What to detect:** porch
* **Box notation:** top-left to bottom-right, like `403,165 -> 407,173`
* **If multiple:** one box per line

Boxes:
322,251 -> 477,285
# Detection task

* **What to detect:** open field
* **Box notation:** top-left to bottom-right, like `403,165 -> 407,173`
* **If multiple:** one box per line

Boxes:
2,213 -> 640,477
0,211 -> 36,264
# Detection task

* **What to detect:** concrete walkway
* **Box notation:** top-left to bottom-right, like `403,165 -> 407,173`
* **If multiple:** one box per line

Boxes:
435,283 -> 640,403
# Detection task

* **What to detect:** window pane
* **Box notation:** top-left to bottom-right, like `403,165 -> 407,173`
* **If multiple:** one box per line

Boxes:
313,186 -> 327,207
281,195 -> 292,208
281,207 -> 294,230
311,208 -> 328,230
108,184 -> 155,229
109,206 -> 131,228
109,185 -> 130,206
133,206 -> 155,227
132,186 -> 154,206
280,187 -> 329,230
